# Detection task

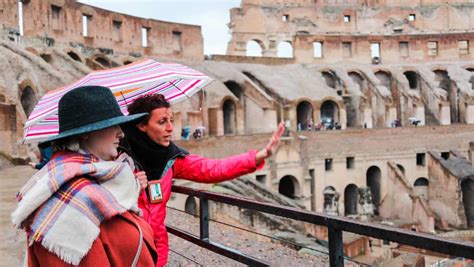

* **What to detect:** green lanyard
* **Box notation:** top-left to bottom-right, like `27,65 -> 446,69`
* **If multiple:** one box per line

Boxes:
160,159 -> 176,179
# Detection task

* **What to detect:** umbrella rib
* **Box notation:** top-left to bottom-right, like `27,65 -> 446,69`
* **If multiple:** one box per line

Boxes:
169,80 -> 188,99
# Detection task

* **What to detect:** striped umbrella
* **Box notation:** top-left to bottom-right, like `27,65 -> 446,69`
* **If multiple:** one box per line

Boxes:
23,59 -> 213,143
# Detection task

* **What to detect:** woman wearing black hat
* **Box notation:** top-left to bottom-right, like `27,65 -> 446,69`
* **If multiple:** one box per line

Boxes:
12,86 -> 157,266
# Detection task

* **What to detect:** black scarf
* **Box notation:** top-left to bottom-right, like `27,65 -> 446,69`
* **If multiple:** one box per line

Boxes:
121,126 -> 187,181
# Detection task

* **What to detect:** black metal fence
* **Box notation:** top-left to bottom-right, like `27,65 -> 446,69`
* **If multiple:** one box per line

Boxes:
167,185 -> 474,267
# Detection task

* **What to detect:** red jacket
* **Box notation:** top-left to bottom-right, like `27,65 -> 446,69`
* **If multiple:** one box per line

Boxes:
137,150 -> 264,267
28,211 -> 157,266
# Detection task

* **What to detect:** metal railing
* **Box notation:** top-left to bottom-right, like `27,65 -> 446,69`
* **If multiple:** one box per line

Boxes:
166,185 -> 474,267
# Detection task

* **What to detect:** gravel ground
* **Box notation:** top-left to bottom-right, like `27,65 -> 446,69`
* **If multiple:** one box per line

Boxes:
165,207 -> 331,267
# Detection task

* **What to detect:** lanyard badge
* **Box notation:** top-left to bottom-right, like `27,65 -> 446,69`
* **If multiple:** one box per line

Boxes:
148,180 -> 163,203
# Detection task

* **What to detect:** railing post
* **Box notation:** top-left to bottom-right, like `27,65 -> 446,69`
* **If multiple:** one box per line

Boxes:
200,196 -> 209,241
328,225 -> 344,267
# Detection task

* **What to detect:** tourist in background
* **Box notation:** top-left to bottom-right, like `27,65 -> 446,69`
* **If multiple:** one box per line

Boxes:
28,145 -> 53,170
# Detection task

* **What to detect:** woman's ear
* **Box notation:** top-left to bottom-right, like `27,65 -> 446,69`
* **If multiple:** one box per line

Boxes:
78,134 -> 89,141
137,122 -> 147,132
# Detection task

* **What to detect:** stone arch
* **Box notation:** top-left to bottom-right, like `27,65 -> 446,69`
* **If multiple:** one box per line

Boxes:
320,100 -> 339,126
184,196 -> 198,216
92,55 -> 112,68
19,81 -> 38,118
414,177 -> 429,199
374,70 -> 392,88
346,70 -> 366,127
223,81 -> 244,100
296,100 -> 313,130
433,69 -> 450,91
366,166 -> 381,214
321,70 -> 337,89
344,184 -> 359,216
25,47 -> 39,56
277,41 -> 293,58
433,69 -> 457,123
461,179 -> 474,227
222,98 -> 237,135
67,52 -> 82,63
464,66 -> 474,72
278,175 -> 300,199
403,71 -> 419,90
348,71 -> 365,91
397,164 -> 405,176
323,186 -> 338,215
40,53 -> 52,63
246,40 -> 264,57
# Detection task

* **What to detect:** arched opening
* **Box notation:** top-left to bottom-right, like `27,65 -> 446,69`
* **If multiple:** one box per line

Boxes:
296,101 -> 313,130
20,86 -> 37,117
433,70 -> 450,91
94,56 -> 111,68
184,196 -> 198,216
403,71 -> 418,89
414,177 -> 429,199
346,71 -> 365,127
320,100 -> 339,127
67,51 -> 82,62
375,70 -> 391,88
223,99 -> 237,135
277,41 -> 293,58
348,71 -> 365,92
246,40 -> 263,57
344,184 -> 359,216
123,60 -> 133,65
433,69 -> 457,123
321,71 -> 342,96
461,179 -> 474,227
40,54 -> 52,63
321,71 -> 336,88
323,186 -> 338,214
224,81 -> 244,100
366,166 -> 381,215
397,164 -> 405,176
279,175 -> 298,199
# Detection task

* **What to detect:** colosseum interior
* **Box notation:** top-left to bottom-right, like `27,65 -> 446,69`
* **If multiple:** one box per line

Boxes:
1,0 -> 474,265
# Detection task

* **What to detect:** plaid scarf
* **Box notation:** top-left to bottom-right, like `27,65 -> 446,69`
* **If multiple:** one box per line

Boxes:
11,151 -> 141,265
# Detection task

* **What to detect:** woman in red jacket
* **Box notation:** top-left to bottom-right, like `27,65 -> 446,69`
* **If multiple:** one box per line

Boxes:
123,94 -> 285,266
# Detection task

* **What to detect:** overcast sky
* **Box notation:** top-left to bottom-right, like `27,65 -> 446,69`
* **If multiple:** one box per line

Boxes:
77,0 -> 241,55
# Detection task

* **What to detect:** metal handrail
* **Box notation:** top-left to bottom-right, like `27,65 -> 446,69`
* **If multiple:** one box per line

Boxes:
168,185 -> 474,267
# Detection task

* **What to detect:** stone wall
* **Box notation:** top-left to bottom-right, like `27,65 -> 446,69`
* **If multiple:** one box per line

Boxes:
177,125 -> 474,217
227,0 -> 474,64
0,0 -> 18,31
17,0 -> 203,61
427,152 -> 467,227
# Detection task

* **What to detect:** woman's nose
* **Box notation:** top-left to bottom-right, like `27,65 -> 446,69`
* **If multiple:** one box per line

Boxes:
166,121 -> 173,132
117,127 -> 125,138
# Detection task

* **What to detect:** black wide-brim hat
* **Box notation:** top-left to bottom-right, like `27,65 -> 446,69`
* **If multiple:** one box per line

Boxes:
39,85 -> 147,148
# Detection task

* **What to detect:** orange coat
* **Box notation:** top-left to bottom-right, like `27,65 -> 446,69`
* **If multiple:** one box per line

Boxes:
27,211 -> 157,267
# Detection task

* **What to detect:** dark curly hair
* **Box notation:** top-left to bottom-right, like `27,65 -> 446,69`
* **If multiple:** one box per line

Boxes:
127,94 -> 170,123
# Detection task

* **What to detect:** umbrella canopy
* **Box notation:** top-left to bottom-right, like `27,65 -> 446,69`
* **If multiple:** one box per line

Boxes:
23,59 -> 213,143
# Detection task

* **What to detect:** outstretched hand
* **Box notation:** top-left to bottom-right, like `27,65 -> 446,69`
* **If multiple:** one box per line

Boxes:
256,121 -> 285,165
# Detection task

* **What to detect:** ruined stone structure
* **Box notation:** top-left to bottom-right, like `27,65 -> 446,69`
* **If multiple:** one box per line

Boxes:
227,0 -> 474,64
225,0 -> 474,131
1,1 -> 473,264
